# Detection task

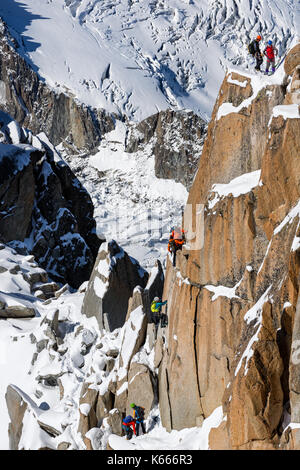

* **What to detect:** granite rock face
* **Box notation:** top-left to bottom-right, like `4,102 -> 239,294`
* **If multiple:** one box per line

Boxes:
159,44 -> 300,449
126,362 -> 156,418
5,385 -> 28,450
126,260 -> 165,323
5,384 -> 60,450
4,240 -> 166,450
0,114 -> 101,288
0,143 -> 41,242
284,43 -> 300,76
82,240 -> 149,331
125,109 -> 207,190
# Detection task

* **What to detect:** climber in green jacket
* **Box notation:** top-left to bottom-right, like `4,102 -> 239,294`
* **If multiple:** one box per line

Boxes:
151,297 -> 168,328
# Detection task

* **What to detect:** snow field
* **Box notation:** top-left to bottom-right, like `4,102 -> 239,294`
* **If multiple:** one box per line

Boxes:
61,119 -> 188,271
0,0 -> 297,122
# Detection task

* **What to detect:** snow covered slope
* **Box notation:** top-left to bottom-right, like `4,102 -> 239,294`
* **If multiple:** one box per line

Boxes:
0,0 -> 296,269
0,0 -> 298,121
60,119 -> 189,269
0,15 -> 299,451
0,249 -> 223,450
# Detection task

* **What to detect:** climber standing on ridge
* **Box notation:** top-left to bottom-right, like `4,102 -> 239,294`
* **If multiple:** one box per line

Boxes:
248,35 -> 263,72
263,40 -> 278,74
130,403 -> 146,436
122,415 -> 136,440
151,296 -> 168,328
168,226 -> 186,267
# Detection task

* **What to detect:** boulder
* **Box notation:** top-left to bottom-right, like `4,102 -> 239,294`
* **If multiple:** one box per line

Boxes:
284,42 -> 300,76
118,306 -> 148,374
146,323 -> 157,351
108,408 -> 123,436
159,49 -> 300,449
85,427 -> 104,451
37,419 -> 61,438
125,109 -> 206,189
41,309 -> 60,346
106,348 -> 119,358
36,373 -> 63,388
82,240 -> 149,331
0,18 -> 115,153
34,290 -> 47,300
0,145 -> 41,242
96,390 -> 114,421
126,362 -> 156,417
57,441 -> 71,450
0,122 -> 101,289
32,282 -> 59,295
143,260 -> 165,322
6,384 -> 59,450
77,383 -> 99,446
126,259 -> 164,323
5,385 -> 28,450
0,304 -> 36,318
126,286 -> 146,321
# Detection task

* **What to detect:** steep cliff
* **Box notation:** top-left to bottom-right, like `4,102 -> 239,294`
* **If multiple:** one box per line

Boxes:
125,109 -> 207,190
159,44 -> 300,449
0,111 -> 101,288
3,46 -> 299,451
0,19 -> 115,154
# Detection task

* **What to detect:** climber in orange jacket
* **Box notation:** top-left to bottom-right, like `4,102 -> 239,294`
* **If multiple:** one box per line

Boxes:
168,226 -> 186,266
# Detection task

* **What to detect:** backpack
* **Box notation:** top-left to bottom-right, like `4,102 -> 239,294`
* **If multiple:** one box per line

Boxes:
134,406 -> 145,421
265,45 -> 275,59
123,415 -> 134,424
151,301 -> 160,313
248,41 -> 255,55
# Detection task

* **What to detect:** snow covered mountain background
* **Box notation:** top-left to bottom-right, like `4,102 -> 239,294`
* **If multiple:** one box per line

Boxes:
0,0 -> 298,121
0,0 -> 298,269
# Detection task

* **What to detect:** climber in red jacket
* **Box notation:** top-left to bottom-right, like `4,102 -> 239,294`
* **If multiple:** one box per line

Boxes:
263,40 -> 278,74
122,415 -> 136,440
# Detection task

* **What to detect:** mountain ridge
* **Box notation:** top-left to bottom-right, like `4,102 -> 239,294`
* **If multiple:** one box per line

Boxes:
0,0 -> 298,121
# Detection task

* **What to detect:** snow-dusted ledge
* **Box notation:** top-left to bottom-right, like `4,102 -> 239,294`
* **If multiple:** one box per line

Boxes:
208,170 -> 261,210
